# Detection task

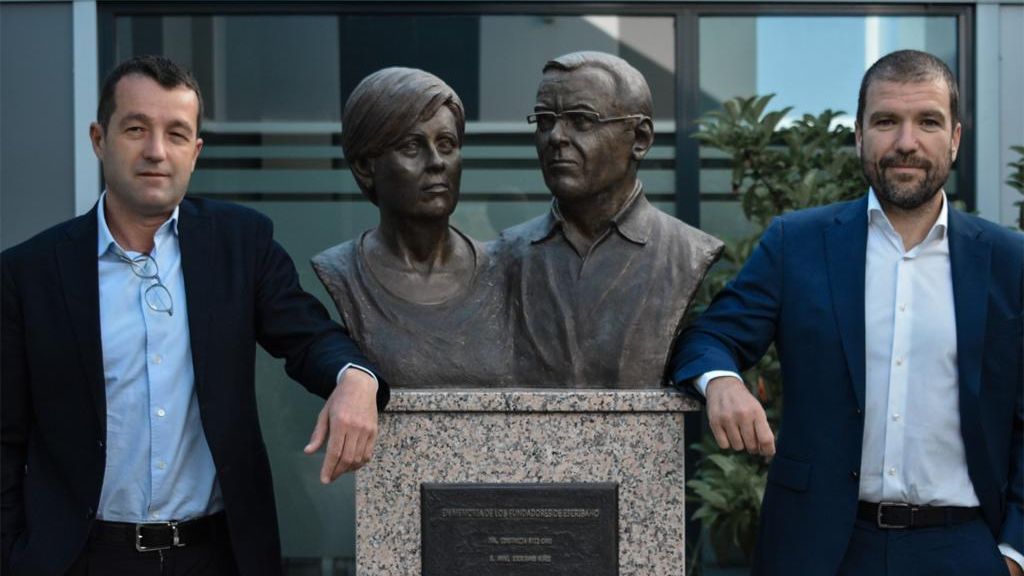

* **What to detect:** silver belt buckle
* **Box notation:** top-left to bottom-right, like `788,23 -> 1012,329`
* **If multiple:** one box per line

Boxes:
135,521 -> 184,552
876,501 -> 912,529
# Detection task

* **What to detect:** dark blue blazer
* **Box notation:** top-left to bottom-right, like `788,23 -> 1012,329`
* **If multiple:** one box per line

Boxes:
1,197 -> 388,576
672,196 -> 1023,575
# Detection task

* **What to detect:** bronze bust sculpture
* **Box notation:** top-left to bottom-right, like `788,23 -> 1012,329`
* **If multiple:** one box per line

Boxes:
315,54 -> 722,389
312,67 -> 511,388
495,51 -> 724,388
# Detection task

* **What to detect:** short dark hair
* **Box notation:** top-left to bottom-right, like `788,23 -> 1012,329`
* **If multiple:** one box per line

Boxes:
97,55 -> 204,132
857,49 -> 959,127
543,51 -> 653,118
342,67 -> 465,203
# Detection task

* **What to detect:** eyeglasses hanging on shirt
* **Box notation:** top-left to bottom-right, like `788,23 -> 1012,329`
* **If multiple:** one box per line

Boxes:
117,253 -> 174,316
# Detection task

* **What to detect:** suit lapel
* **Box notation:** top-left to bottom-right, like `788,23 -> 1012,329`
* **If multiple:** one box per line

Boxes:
55,209 -> 107,433
948,209 -> 990,398
947,208 -> 994,501
177,199 -> 214,396
824,198 -> 869,411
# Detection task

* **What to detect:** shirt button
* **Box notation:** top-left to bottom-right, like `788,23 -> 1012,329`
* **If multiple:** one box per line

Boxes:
156,461 -> 166,470
898,303 -> 907,312
152,354 -> 163,365
156,408 -> 166,418
895,357 -> 904,366
892,413 -> 900,422
888,467 -> 897,476
151,511 -> 160,519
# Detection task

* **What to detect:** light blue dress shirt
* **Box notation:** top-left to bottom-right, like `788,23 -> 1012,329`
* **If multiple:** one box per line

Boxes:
95,194 -> 223,522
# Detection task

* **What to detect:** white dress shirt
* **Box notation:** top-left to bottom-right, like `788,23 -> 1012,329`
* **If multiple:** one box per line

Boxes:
859,190 -> 974,505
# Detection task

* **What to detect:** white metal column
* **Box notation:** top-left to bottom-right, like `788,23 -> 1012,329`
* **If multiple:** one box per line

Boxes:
73,0 -> 99,215
974,3 -> 1001,223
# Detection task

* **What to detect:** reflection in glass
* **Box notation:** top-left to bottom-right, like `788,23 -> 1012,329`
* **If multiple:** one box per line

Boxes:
698,15 -> 959,244
700,16 -> 957,126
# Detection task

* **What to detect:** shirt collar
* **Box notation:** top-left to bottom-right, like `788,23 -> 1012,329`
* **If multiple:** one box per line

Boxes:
530,180 -> 651,246
96,191 -> 181,258
866,187 -> 948,242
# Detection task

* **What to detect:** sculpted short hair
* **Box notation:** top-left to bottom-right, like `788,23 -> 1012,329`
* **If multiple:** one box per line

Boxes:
857,49 -> 959,127
342,67 -> 465,200
543,51 -> 653,118
97,55 -> 204,132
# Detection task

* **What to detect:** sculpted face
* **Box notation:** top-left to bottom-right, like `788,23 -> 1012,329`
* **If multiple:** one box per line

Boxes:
856,77 -> 961,211
533,67 -> 642,206
90,74 -> 203,219
365,105 -> 462,221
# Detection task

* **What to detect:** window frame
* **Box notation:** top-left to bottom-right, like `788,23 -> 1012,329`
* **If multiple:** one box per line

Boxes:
95,4 -> 976,569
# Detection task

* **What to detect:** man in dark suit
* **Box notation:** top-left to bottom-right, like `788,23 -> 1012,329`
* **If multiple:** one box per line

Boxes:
672,50 -> 1022,575
1,55 -> 388,576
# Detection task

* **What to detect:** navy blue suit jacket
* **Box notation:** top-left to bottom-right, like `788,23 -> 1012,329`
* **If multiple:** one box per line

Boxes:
671,196 -> 1023,575
1,197 -> 388,576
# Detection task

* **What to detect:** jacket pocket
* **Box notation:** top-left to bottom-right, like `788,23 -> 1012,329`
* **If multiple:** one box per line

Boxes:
767,454 -> 812,492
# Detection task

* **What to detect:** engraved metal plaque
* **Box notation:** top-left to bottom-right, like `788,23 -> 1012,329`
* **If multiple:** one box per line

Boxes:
421,483 -> 618,576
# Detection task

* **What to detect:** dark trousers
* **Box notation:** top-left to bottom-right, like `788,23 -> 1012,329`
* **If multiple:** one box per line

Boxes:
837,517 -> 1010,576
66,520 -> 240,576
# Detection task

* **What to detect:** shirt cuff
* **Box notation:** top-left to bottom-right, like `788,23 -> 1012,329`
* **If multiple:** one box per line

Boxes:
695,370 -> 744,396
336,363 -> 379,392
1000,543 -> 1024,572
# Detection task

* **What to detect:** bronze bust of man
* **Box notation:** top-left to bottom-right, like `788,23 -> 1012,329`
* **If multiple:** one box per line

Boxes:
495,51 -> 724,388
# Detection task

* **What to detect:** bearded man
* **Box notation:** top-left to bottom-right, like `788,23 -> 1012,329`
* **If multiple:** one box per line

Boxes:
671,49 -> 1023,576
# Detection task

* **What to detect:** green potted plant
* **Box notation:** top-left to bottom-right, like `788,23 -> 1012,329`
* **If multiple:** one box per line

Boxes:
688,439 -> 766,571
687,95 -> 864,572
1007,145 -> 1024,230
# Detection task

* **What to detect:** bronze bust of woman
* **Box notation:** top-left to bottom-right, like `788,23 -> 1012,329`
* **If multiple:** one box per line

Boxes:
312,68 -> 510,388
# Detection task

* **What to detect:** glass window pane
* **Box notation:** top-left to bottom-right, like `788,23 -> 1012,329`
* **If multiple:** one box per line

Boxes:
477,15 -> 676,122
114,13 -> 676,239
700,15 -> 957,123
698,14 -> 959,241
111,12 -> 675,573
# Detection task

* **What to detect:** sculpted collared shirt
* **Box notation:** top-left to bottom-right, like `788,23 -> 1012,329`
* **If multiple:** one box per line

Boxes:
497,182 -> 723,388
96,193 -> 223,522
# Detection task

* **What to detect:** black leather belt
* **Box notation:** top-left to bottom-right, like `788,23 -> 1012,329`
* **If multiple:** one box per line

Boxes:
857,501 -> 980,529
90,512 -> 227,552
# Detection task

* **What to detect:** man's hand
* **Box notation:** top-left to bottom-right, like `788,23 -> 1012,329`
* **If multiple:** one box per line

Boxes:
705,376 -> 775,457
1007,557 -> 1024,576
303,368 -> 379,484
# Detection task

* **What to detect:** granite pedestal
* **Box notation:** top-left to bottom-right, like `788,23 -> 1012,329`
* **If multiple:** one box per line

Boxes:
355,389 -> 699,575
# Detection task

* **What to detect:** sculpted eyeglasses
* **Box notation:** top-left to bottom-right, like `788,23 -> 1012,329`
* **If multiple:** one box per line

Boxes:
118,253 -> 174,316
526,110 -> 650,133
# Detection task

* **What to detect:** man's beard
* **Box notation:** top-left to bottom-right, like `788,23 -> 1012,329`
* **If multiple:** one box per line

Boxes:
862,151 -> 950,210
